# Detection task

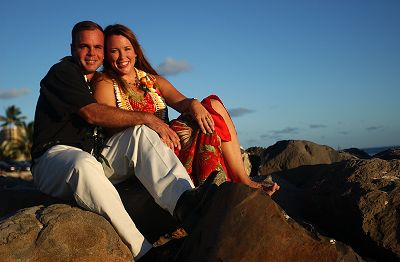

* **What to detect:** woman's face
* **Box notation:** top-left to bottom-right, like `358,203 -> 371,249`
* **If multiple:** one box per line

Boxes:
106,34 -> 136,76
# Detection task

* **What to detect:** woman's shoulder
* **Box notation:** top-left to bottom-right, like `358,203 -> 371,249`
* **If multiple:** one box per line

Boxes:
92,72 -> 114,86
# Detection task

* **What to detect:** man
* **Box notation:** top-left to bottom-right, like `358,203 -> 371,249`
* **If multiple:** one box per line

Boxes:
31,20 -> 214,260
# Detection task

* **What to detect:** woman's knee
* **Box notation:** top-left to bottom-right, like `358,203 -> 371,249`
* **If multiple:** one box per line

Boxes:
210,99 -> 228,116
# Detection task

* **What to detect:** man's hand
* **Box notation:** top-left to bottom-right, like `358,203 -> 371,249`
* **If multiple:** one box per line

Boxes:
80,104 -> 181,150
145,113 -> 181,151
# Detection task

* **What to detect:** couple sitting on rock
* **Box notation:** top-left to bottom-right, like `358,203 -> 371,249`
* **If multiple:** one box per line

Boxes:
31,20 -> 279,260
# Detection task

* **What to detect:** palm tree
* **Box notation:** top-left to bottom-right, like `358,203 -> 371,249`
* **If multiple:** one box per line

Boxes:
0,121 -> 34,160
0,105 -> 26,128
0,106 -> 32,161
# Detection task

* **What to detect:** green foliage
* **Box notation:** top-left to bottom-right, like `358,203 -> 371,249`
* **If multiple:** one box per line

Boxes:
0,105 -> 26,127
0,106 -> 32,161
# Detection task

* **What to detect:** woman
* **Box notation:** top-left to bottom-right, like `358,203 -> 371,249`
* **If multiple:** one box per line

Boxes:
94,24 -> 279,195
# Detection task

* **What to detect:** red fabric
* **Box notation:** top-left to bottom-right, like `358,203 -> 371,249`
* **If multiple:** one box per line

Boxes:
126,92 -> 232,186
200,95 -> 231,142
125,88 -> 162,113
170,95 -> 232,186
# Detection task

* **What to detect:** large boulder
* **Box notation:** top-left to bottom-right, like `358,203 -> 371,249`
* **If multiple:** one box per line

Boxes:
177,183 -> 362,261
0,175 -> 180,245
273,159 -> 400,261
340,148 -> 371,159
259,140 -> 348,176
0,204 -> 132,261
373,148 -> 400,160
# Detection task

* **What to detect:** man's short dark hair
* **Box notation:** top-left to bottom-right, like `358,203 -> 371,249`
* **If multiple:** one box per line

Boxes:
71,21 -> 103,46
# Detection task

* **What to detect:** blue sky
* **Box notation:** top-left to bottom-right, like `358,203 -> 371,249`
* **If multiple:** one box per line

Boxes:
1,0 -> 399,150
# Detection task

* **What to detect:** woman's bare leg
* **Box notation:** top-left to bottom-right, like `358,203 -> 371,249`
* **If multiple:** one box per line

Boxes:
210,99 -> 279,196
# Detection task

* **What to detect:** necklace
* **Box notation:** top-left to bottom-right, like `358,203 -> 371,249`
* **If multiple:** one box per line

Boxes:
127,78 -> 138,86
124,73 -> 139,87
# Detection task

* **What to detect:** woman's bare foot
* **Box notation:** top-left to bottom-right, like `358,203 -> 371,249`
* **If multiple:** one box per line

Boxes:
243,179 -> 263,190
262,183 -> 280,196
241,178 -> 280,196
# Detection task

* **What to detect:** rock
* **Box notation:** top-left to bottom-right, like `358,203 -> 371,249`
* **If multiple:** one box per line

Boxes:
2,150 -> 376,261
115,177 -> 181,243
340,148 -> 371,159
373,148 -> 400,160
177,183 -> 362,261
337,151 -> 360,161
1,175 -> 181,238
259,140 -> 346,176
273,159 -> 400,261
0,204 -> 132,261
241,150 -> 252,177
0,176 -> 62,220
245,146 -> 266,177
0,177 -> 178,261
245,146 -> 266,156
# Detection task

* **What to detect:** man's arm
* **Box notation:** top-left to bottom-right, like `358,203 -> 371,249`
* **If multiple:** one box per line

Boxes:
79,103 -> 181,149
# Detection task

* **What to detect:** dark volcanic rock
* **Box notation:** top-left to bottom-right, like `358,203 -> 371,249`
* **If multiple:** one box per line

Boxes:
259,140 -> 347,175
273,159 -> 400,261
0,176 -> 65,221
177,183 -> 362,262
246,146 -> 266,177
373,148 -> 400,160
340,148 -> 371,159
116,177 -> 180,243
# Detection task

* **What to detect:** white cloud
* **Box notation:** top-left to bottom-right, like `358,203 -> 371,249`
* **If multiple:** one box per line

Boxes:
156,57 -> 192,76
0,88 -> 30,99
228,107 -> 254,117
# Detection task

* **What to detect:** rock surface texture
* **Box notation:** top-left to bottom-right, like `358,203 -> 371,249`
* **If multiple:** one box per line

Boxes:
260,140 -> 400,261
177,183 -> 362,262
259,140 -> 349,175
0,204 -> 132,261
3,140 -> 397,261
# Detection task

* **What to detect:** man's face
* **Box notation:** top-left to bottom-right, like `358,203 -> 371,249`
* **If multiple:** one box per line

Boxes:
72,29 -> 104,78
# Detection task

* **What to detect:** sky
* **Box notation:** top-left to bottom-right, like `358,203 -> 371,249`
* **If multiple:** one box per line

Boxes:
0,0 -> 399,150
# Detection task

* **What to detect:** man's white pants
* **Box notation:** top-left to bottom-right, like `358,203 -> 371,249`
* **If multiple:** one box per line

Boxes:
32,125 -> 195,259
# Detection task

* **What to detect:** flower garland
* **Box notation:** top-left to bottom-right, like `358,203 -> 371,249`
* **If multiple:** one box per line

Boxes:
134,68 -> 168,120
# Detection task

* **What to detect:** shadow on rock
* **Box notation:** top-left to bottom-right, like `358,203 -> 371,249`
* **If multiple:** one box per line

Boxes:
271,159 -> 400,261
176,183 -> 362,262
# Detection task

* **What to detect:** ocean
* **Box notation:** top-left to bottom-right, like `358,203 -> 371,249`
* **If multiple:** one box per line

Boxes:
361,145 -> 400,156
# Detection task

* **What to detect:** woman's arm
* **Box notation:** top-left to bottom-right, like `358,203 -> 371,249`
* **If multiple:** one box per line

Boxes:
93,77 -> 117,108
91,76 -> 180,149
156,75 -> 215,134
92,77 -> 125,135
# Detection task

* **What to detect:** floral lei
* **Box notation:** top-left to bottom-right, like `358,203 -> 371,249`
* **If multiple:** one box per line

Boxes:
136,67 -> 156,91
134,67 -> 168,120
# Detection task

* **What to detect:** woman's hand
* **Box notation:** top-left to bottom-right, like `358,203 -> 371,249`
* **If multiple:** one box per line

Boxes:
189,99 -> 215,134
144,113 -> 181,151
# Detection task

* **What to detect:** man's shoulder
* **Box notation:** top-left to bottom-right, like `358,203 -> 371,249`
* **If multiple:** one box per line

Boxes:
43,56 -> 83,83
50,56 -> 80,72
